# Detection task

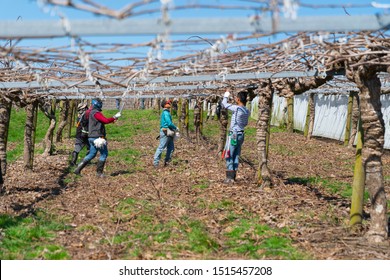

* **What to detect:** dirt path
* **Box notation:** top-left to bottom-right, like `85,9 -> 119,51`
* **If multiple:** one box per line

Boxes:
1,125 -> 389,259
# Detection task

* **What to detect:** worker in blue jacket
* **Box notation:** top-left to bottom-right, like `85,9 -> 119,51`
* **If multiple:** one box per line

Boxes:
153,99 -> 178,167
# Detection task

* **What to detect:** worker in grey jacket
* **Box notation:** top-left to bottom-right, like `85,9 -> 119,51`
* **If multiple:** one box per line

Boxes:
222,90 -> 249,183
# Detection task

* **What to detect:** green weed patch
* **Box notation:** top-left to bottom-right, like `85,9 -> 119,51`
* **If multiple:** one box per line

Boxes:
288,176 -> 369,200
109,148 -> 141,166
270,143 -> 296,156
185,219 -> 219,253
224,219 -> 306,259
7,109 -> 51,162
0,212 -> 70,260
192,179 -> 209,190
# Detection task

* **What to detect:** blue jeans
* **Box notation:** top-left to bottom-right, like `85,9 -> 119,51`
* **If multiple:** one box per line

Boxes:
153,130 -> 174,166
226,133 -> 244,171
83,137 -> 108,162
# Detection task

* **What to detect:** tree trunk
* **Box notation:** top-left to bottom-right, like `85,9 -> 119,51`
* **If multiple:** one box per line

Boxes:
354,70 -> 388,242
24,101 -> 38,171
0,99 -> 12,177
179,99 -> 190,139
42,100 -> 57,157
257,87 -> 273,187
180,99 -> 187,136
56,100 -> 69,143
199,103 -> 203,136
67,100 -> 76,139
217,105 -> 228,156
194,104 -> 201,144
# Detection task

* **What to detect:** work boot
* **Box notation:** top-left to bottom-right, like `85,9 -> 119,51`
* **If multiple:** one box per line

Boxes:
74,160 -> 89,175
96,160 -> 106,177
70,151 -> 78,166
224,170 -> 236,184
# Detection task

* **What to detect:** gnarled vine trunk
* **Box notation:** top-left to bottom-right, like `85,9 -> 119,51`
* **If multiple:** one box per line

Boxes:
286,96 -> 294,133
56,100 -> 70,143
256,85 -> 273,187
24,101 -> 38,171
193,100 -> 202,144
42,100 -> 57,157
354,69 -> 388,242
0,99 -> 12,177
180,99 -> 189,139
217,104 -> 228,156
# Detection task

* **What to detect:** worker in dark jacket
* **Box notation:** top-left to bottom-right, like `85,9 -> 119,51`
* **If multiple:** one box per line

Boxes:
70,102 -> 91,166
74,98 -> 121,177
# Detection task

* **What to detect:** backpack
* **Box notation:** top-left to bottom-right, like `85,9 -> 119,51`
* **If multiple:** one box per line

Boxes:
77,111 -> 89,138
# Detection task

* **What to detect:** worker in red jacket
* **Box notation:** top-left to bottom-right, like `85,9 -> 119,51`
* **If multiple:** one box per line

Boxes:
74,98 -> 121,177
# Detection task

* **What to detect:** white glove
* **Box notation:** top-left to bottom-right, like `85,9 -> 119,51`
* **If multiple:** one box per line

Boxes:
113,112 -> 121,119
224,91 -> 230,98
94,138 -> 107,148
174,131 -> 180,141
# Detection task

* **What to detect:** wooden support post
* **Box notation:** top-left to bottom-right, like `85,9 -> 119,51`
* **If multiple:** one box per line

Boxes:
304,94 -> 311,138
306,93 -> 315,140
185,99 -> 190,138
287,96 -> 294,133
350,118 -> 365,226
178,98 -> 183,132
344,92 -> 354,146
